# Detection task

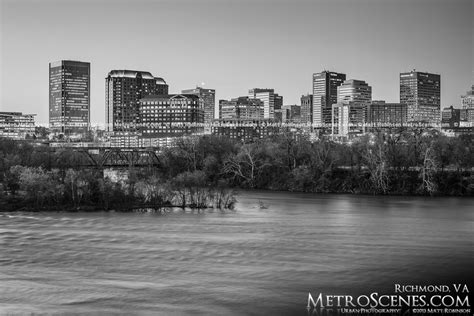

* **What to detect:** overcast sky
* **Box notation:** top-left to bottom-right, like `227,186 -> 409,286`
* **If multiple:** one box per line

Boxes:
1,0 -> 473,125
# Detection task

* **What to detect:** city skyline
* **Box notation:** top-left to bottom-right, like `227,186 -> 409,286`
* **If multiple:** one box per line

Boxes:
1,0 -> 473,125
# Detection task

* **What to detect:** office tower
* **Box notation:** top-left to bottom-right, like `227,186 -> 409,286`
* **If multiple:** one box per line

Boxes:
49,60 -> 90,135
182,87 -> 215,131
300,94 -> 313,124
400,70 -> 441,124
332,79 -> 372,138
248,88 -> 282,119
0,112 -> 35,139
219,97 -> 264,120
337,79 -> 372,105
461,85 -> 474,122
139,94 -> 204,138
312,71 -> 346,127
105,70 -> 168,132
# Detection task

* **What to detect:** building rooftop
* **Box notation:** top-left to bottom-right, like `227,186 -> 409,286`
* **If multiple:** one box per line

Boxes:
107,70 -> 166,83
140,94 -> 200,101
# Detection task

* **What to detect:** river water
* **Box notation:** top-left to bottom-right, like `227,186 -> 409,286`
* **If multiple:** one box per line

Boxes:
0,191 -> 473,315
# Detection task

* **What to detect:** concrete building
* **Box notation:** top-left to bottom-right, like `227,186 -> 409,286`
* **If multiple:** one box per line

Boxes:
441,106 -> 461,128
400,70 -> 441,124
105,70 -> 168,132
300,94 -> 313,124
0,112 -> 36,139
312,71 -> 346,127
281,104 -> 301,123
331,102 -> 366,138
211,118 -> 278,142
138,94 -> 204,139
461,85 -> 474,123
219,97 -> 264,120
331,79 -> 372,138
49,60 -> 90,135
248,88 -> 282,119
337,79 -> 372,105
366,101 -> 407,127
182,87 -> 215,133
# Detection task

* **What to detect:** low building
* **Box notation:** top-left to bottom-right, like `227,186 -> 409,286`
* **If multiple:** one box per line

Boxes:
211,119 -> 278,142
138,94 -> 204,141
331,102 -> 366,138
0,112 -> 35,139
281,104 -> 301,123
219,97 -> 264,120
366,101 -> 407,131
441,106 -> 473,136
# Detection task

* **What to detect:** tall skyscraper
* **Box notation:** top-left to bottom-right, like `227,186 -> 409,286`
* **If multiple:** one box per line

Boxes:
49,60 -> 90,135
248,88 -> 282,119
181,87 -> 215,133
105,70 -> 168,132
400,70 -> 441,124
312,71 -> 346,127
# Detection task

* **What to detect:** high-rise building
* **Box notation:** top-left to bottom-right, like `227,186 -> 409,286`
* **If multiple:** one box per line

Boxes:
312,71 -> 346,127
331,79 -> 372,138
248,88 -> 282,119
49,60 -> 90,135
461,85 -> 474,123
105,70 -> 168,132
337,79 -> 372,105
182,87 -> 215,132
300,94 -> 313,124
400,70 -> 441,124
219,97 -> 264,120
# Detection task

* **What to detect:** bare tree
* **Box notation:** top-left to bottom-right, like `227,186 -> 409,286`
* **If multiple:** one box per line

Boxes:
223,143 -> 270,188
364,144 -> 389,194
420,145 -> 438,195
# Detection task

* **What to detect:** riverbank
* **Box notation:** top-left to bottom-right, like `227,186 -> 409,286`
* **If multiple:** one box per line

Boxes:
1,133 -> 473,208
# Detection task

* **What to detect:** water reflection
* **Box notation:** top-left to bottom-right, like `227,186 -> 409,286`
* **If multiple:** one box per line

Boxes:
0,192 -> 472,315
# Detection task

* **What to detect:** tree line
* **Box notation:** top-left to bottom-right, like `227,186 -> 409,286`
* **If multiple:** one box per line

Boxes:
0,130 -> 473,212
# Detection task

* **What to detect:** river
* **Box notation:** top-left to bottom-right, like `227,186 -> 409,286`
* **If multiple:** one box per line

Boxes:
0,191 -> 473,315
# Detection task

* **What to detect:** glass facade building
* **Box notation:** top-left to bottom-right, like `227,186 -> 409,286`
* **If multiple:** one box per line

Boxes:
312,71 -> 346,127
105,70 -> 168,132
49,60 -> 90,135
400,70 -> 441,124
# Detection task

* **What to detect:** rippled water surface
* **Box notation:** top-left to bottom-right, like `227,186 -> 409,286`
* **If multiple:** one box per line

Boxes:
1,191 -> 473,315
